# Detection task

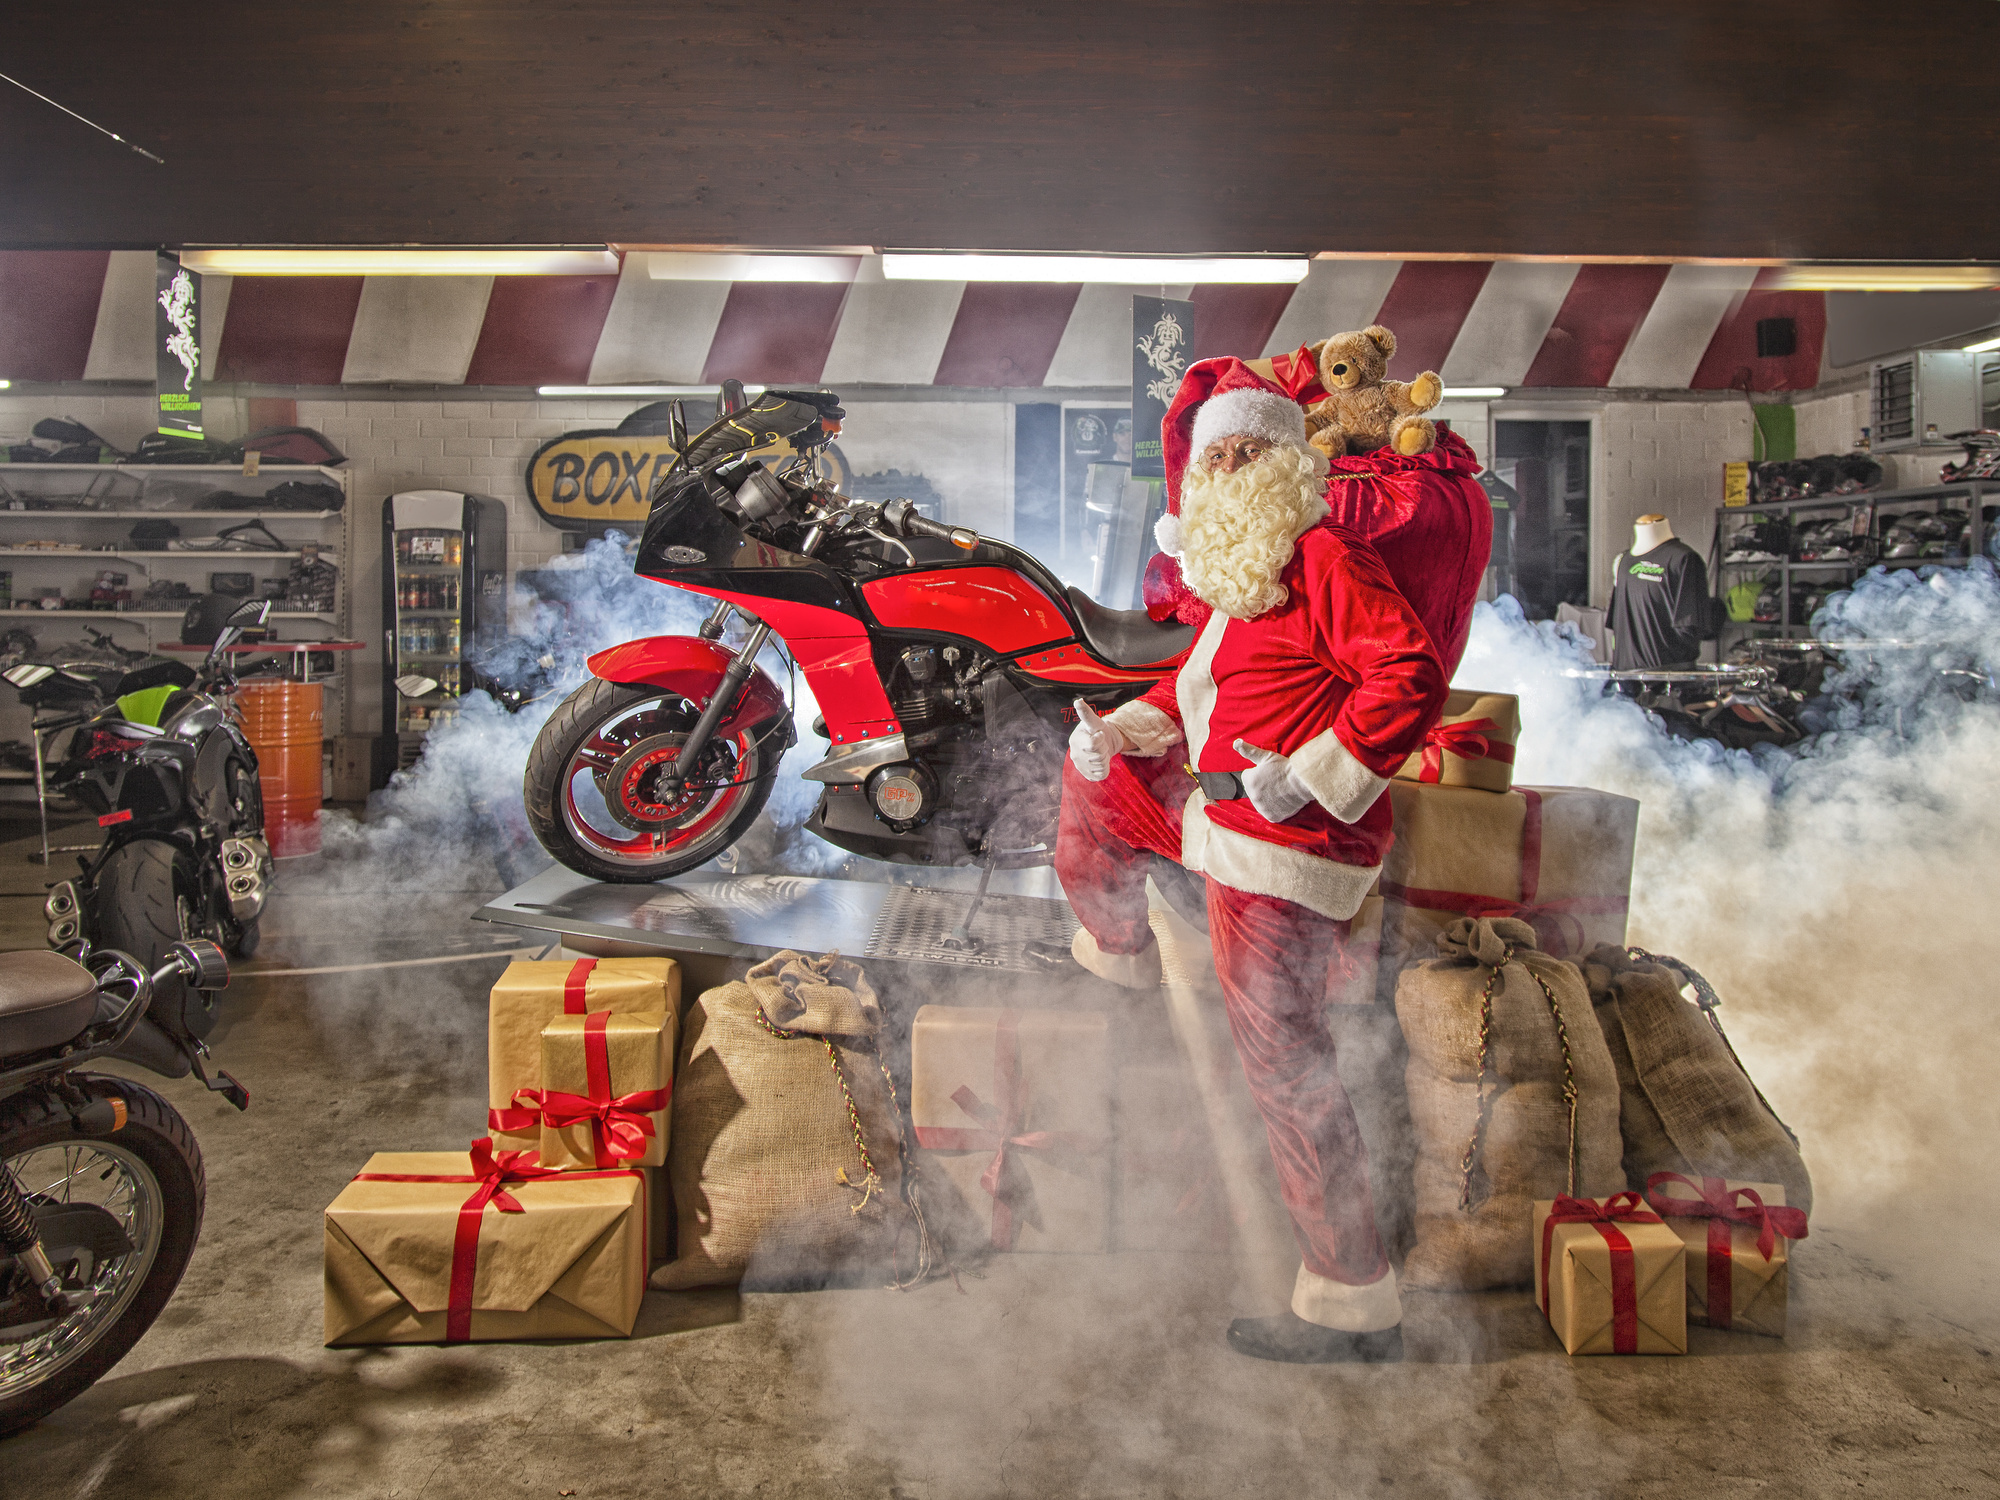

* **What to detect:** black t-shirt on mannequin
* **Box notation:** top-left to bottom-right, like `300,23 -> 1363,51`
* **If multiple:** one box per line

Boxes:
1609,539 -> 1709,669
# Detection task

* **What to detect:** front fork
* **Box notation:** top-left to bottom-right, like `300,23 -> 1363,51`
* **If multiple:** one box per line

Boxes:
666,600 -> 774,791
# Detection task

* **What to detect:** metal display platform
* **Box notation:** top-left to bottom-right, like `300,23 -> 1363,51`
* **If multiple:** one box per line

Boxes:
473,864 -> 1082,994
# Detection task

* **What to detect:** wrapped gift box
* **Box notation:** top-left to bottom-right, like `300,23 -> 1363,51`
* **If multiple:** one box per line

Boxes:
323,1142 -> 647,1346
534,1010 -> 675,1170
911,1006 -> 1111,1254
1396,689 -> 1520,793
1534,1193 -> 1687,1355
1328,894 -> 1384,1008
1383,782 -> 1638,967
1645,1174 -> 1805,1337
487,957 -> 679,1154
1114,1061 -> 1232,1253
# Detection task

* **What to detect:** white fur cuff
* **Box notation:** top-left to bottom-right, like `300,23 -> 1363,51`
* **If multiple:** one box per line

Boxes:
1289,729 -> 1391,824
1105,699 -> 1184,758
1293,1264 -> 1402,1332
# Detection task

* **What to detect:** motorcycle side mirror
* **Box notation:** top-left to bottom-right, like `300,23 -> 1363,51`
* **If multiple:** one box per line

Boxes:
719,378 -> 747,415
3,663 -> 54,688
228,598 -> 272,629
669,400 -> 688,451
395,673 -> 440,699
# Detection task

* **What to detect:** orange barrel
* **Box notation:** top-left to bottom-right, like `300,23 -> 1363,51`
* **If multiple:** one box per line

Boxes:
235,680 -> 324,857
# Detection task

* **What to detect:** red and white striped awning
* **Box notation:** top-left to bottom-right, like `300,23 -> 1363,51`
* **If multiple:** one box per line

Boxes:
0,252 -> 1825,393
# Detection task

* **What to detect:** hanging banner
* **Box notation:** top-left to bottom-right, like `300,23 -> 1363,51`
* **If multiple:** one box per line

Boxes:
155,254 -> 202,438
1130,295 -> 1192,479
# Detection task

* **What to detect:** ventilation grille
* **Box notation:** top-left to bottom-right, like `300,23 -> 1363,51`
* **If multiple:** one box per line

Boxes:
1873,359 -> 1916,446
863,886 -> 1078,970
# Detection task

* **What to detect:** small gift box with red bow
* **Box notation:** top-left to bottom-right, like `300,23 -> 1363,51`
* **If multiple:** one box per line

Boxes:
1534,1192 -> 1688,1355
910,1005 -> 1111,1254
1645,1173 -> 1807,1337
1383,782 -> 1639,967
323,1139 -> 649,1346
487,957 -> 679,1155
1396,689 -> 1520,793
527,1010 -> 675,1171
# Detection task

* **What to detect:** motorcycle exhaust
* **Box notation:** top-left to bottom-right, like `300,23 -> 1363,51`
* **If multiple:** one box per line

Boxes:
220,836 -> 271,921
43,880 -> 79,923
46,915 -> 81,949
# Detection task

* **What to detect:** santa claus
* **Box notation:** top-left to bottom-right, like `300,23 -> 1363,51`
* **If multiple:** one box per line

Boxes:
1044,383 -> 1452,1363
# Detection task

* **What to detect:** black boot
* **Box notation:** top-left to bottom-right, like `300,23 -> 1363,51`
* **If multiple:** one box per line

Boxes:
1022,939 -> 1081,974
1226,1312 -> 1403,1364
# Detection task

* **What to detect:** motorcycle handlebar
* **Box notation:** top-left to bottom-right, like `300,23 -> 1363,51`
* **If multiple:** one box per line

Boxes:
880,497 -> 979,551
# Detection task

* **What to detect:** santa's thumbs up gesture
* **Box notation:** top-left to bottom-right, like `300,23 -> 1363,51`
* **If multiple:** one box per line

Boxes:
1068,699 -> 1129,781
1232,739 -> 1313,824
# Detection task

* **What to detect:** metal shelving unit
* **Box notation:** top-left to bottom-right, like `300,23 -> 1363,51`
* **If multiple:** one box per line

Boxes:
1716,479 -> 1993,641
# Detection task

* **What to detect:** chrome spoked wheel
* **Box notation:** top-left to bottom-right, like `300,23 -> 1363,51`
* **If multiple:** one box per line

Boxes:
0,1139 -> 165,1402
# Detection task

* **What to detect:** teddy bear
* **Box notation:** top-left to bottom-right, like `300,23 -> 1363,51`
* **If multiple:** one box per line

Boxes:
1299,324 -> 1442,458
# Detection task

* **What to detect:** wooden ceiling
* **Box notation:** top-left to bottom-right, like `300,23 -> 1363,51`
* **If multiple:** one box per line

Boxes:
4,1 -> 1995,260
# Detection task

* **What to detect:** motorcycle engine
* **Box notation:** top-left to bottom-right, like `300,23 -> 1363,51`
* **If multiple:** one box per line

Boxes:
865,762 -> 936,828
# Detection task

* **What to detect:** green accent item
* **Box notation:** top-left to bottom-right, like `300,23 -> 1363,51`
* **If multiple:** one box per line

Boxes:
114,685 -> 179,727
1725,579 -> 1763,622
1751,403 -> 1796,462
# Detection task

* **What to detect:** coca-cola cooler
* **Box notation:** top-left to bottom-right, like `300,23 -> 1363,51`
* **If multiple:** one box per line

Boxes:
374,489 -> 507,784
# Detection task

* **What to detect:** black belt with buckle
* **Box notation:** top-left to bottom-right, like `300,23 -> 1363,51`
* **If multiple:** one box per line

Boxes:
1189,767 -> 1245,800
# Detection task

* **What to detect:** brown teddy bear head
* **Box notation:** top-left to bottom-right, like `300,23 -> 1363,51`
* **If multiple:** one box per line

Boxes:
1316,325 -> 1397,392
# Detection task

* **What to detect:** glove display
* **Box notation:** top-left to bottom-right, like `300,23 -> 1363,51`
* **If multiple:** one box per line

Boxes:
1232,739 -> 1313,824
1068,700 -> 1129,782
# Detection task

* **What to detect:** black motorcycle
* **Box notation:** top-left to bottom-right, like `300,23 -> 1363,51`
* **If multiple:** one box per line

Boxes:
0,936 -> 242,1434
4,601 -> 274,1008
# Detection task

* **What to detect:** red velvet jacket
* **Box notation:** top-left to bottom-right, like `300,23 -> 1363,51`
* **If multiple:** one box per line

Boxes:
1112,523 -> 1447,920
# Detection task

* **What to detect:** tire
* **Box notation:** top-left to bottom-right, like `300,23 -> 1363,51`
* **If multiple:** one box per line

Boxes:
523,677 -> 781,885
93,840 -> 194,973
0,1078 -> 205,1435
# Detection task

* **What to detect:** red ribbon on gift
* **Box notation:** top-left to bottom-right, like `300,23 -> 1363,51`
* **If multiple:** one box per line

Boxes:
911,1009 -> 1103,1249
562,957 -> 596,1014
489,1011 -> 670,1167
1417,717 -> 1518,783
1644,1172 -> 1808,1330
353,1136 -> 640,1343
1263,343 -> 1330,407
1539,1191 -> 1664,1355
1382,788 -> 1630,958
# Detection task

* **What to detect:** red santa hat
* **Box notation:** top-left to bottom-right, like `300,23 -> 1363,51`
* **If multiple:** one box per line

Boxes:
1153,363 -> 1325,567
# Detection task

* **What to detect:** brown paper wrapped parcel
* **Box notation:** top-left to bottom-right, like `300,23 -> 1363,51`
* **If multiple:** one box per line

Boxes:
487,956 -> 678,1154
912,1005 -> 1111,1254
535,1009 -> 676,1170
323,1146 -> 647,1346
1644,1174 -> 1804,1338
1534,1192 -> 1687,1356
1395,688 -> 1521,792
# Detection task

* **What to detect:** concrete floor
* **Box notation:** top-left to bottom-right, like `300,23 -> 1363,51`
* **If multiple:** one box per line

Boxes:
2,811 -> 1998,1499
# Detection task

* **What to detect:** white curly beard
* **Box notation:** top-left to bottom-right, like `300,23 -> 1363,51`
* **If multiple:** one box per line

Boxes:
1176,446 -> 1331,620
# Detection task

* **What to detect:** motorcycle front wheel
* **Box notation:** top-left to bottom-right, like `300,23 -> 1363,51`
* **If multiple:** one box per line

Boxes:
0,1078 -> 205,1435
523,677 -> 784,884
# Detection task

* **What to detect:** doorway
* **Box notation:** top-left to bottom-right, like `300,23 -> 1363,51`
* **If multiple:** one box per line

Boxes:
1491,420 -> 1592,619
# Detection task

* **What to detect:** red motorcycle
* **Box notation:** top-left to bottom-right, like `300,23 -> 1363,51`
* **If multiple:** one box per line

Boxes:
523,388 -> 1195,883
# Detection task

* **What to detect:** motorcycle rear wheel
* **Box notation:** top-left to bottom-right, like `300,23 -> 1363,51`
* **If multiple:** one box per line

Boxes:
524,676 -> 782,884
0,1078 -> 204,1435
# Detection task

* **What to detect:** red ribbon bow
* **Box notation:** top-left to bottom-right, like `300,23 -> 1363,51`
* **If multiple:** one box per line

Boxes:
1382,788 -> 1629,958
353,1137 -> 640,1343
912,1010 -> 1103,1249
1418,716 -> 1517,782
1540,1191 -> 1664,1354
488,1009 -> 670,1168
1644,1172 -> 1807,1331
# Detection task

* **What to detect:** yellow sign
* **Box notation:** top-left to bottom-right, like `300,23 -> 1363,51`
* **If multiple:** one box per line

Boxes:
1722,461 -> 1751,509
525,429 -> 851,529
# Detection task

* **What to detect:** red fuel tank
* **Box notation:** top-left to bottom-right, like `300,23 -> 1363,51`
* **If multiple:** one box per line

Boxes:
860,566 -> 1072,656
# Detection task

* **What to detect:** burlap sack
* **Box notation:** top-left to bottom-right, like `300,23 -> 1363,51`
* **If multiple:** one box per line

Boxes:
653,951 -> 911,1290
1580,945 -> 1812,1216
1396,917 -> 1624,1289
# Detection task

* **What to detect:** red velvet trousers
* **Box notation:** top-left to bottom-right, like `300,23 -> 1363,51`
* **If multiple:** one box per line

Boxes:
1057,757 -> 1390,1287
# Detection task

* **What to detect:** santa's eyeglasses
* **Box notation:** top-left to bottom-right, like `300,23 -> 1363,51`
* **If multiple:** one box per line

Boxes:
1200,437 -> 1269,471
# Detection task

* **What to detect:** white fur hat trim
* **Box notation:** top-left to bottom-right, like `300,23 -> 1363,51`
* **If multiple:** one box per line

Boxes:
1188,387 -> 1309,459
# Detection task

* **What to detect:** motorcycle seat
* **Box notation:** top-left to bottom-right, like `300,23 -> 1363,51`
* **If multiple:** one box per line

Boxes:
0,950 -> 100,1054
1065,587 -> 1197,669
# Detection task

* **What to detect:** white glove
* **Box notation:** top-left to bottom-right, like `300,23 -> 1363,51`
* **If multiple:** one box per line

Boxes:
1068,700 -> 1129,781
1233,738 -> 1313,824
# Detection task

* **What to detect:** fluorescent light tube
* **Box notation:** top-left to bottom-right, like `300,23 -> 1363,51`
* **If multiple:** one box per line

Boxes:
646,252 -> 857,282
1961,334 -> 2000,353
179,248 -> 619,276
1769,264 -> 2000,292
882,254 -> 1309,284
1442,387 -> 1507,399
535,385 -> 766,398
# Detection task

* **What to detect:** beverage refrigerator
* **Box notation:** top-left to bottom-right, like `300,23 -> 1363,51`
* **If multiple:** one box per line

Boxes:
375,489 -> 507,781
